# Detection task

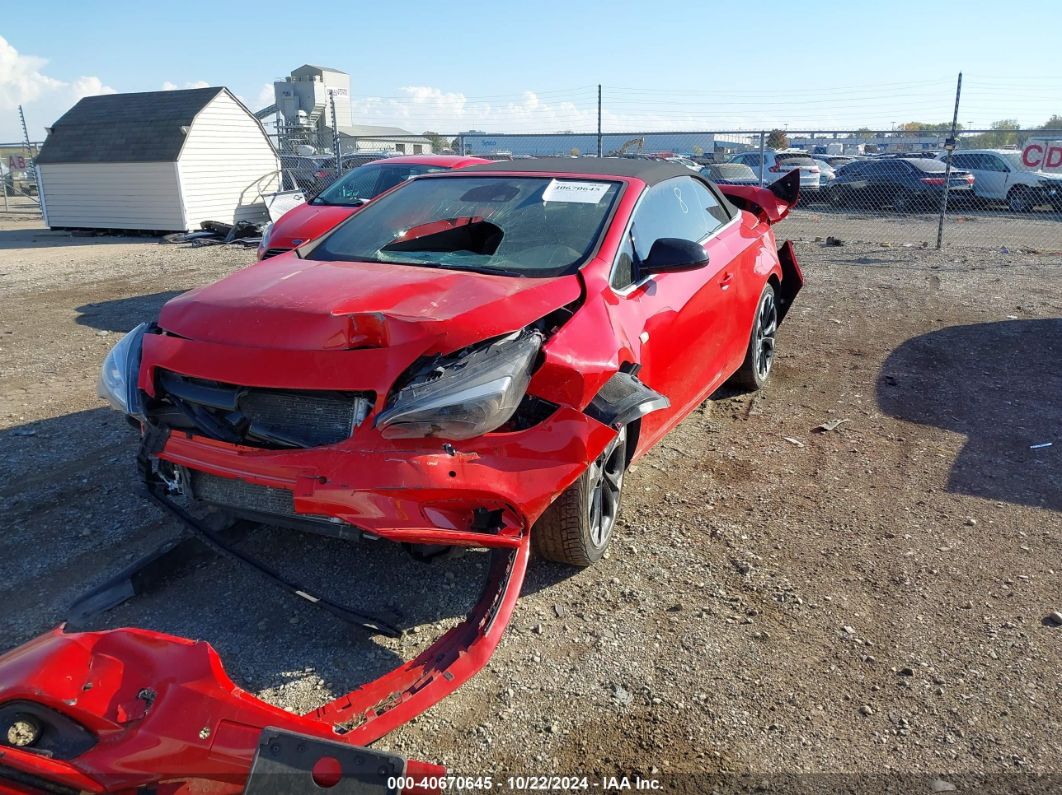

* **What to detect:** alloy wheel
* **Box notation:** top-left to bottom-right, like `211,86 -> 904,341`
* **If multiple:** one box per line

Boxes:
586,428 -> 626,549
753,290 -> 778,381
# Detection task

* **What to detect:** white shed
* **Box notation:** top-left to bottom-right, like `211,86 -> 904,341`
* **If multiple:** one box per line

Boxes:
36,87 -> 280,232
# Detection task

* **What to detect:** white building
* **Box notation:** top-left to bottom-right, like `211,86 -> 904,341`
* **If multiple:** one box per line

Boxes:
37,87 -> 279,231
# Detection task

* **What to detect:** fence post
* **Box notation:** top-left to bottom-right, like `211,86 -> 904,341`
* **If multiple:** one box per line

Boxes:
936,72 -> 963,250
758,131 -> 766,187
597,84 -> 602,158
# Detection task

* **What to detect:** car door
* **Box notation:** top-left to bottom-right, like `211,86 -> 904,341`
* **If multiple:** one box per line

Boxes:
979,154 -> 1011,200
735,152 -> 763,183
605,176 -> 744,440
841,161 -> 873,203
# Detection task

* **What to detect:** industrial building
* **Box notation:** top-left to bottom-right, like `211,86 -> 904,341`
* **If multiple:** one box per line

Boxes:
262,65 -> 429,154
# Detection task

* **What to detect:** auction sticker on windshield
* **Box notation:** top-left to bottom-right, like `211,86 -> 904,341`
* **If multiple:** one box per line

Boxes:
542,180 -> 612,203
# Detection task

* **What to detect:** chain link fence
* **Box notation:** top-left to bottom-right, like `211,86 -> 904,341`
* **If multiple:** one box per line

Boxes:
0,140 -> 42,216
265,125 -> 1062,253
11,121 -> 1061,253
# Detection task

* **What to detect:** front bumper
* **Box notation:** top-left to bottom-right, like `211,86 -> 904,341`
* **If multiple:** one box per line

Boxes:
155,404 -> 615,550
0,541 -> 528,794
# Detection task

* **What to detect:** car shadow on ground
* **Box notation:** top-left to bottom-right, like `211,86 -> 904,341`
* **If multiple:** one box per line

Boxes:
876,319 -> 1060,511
0,408 -> 491,702
75,291 -> 185,332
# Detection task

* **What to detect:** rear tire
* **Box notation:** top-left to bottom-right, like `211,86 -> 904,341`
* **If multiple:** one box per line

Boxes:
730,282 -> 778,392
533,426 -> 627,567
893,190 -> 916,212
828,186 -> 847,207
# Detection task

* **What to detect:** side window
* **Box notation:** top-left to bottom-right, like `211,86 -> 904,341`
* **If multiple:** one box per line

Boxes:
630,178 -> 711,262
986,155 -> 1009,172
611,232 -> 637,289
951,154 -> 974,169
689,179 -> 730,231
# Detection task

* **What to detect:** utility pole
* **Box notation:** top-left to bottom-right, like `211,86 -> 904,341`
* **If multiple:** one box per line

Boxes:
329,91 -> 341,177
935,72 -> 962,250
597,85 -> 602,158
18,105 -> 32,156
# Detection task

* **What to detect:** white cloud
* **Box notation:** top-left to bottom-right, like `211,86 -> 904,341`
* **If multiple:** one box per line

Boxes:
0,35 -> 115,139
255,83 -> 275,110
346,85 -> 742,134
161,79 -> 211,91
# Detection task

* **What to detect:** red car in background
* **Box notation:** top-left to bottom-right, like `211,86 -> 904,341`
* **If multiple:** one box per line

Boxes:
258,154 -> 489,259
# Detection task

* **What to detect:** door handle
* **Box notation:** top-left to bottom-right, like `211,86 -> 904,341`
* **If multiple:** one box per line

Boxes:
720,272 -> 734,288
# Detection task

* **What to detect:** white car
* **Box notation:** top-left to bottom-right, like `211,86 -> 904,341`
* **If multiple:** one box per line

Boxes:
729,149 -> 822,198
939,149 -> 1062,212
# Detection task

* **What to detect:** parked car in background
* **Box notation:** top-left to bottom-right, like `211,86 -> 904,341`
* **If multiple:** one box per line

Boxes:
729,149 -> 822,199
937,149 -> 1062,212
813,159 -> 837,189
701,162 -> 760,185
827,157 -> 974,211
258,155 -> 489,259
279,154 -> 343,192
815,154 -> 860,169
665,155 -> 702,172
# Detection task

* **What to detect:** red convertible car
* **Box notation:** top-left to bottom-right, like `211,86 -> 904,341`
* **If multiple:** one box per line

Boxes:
0,160 -> 801,794
258,154 -> 488,260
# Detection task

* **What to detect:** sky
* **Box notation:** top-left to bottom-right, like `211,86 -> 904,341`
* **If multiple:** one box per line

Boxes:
2,0 -> 1060,142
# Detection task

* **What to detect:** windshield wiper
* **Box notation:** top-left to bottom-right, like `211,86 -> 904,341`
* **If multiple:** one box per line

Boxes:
310,196 -> 365,208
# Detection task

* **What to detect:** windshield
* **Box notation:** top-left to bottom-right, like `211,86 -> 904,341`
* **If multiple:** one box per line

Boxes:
313,162 -> 448,207
310,175 -> 622,277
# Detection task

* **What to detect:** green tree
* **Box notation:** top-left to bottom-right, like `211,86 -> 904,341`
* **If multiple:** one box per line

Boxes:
422,131 -> 448,153
766,128 -> 789,149
897,121 -> 962,133
966,119 -> 1021,148
1038,115 -> 1062,130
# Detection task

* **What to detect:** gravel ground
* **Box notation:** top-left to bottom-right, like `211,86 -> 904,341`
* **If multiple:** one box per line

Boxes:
778,202 -> 1062,252
1,215 -> 1059,792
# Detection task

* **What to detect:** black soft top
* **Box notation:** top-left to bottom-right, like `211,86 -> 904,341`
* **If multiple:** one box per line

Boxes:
462,157 -> 700,186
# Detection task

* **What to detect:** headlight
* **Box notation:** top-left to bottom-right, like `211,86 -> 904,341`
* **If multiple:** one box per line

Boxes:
97,323 -> 148,416
257,222 -> 273,256
376,330 -> 542,440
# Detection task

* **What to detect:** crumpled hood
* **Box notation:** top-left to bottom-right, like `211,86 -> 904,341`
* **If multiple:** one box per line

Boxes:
159,255 -> 583,352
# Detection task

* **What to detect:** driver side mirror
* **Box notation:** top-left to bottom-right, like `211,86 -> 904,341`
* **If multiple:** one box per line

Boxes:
641,238 -> 709,274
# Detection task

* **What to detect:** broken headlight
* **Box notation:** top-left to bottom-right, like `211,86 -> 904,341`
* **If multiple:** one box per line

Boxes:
97,323 -> 148,416
376,330 -> 542,440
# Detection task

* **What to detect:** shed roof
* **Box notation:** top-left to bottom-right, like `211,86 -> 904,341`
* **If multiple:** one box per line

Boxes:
37,87 -> 228,165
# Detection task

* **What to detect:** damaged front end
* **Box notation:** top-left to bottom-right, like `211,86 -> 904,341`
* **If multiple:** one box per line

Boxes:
3,267 -> 630,793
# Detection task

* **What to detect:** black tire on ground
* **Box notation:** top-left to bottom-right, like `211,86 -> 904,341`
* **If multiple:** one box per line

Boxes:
532,426 -> 628,567
893,190 -> 916,212
1007,187 -> 1035,213
729,282 -> 779,392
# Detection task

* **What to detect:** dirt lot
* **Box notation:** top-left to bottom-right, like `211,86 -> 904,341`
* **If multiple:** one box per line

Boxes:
1,214 -> 1059,793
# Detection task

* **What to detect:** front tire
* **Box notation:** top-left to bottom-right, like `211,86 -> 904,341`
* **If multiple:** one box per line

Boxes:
533,426 -> 627,567
730,282 -> 778,392
1007,187 -> 1035,213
